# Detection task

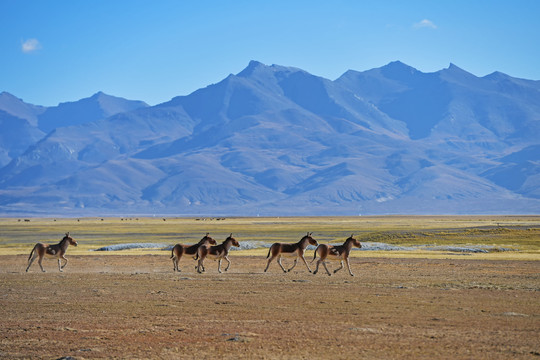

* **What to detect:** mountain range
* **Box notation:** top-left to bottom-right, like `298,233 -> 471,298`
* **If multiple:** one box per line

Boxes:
1,60 -> 539,216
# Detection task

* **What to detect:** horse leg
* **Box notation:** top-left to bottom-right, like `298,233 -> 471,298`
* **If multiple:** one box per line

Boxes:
196,258 -> 204,273
287,257 -> 298,272
322,260 -> 331,276
300,255 -> 312,273
38,256 -> 46,272
334,260 -> 344,274
60,255 -> 68,270
277,257 -> 287,273
313,259 -> 320,274
224,256 -> 231,271
26,253 -> 37,272
264,255 -> 276,272
175,254 -> 183,272
345,258 -> 354,276
217,258 -> 222,273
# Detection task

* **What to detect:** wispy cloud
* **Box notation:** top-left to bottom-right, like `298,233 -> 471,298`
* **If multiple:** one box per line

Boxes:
21,38 -> 42,53
413,19 -> 437,29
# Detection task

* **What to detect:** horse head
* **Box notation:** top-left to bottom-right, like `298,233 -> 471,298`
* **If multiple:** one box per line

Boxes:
201,233 -> 217,245
226,233 -> 240,248
346,234 -> 361,249
303,232 -> 318,247
64,232 -> 78,247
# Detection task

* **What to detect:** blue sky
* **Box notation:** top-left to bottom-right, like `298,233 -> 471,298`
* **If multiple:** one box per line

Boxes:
2,0 -> 539,106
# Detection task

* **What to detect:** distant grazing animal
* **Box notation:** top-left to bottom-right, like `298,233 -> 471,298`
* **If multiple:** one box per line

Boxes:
312,234 -> 362,276
264,232 -> 318,273
196,234 -> 240,273
26,232 -> 78,272
170,233 -> 216,272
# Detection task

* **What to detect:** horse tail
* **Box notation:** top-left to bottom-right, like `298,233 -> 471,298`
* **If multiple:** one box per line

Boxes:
311,245 -> 319,263
170,247 -> 174,259
28,244 -> 37,261
266,246 -> 272,259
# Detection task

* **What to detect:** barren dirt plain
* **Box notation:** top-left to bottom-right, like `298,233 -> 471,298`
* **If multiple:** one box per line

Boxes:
1,216 -> 539,359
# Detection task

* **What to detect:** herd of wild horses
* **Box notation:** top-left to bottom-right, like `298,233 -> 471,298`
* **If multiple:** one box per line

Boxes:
25,232 -> 362,276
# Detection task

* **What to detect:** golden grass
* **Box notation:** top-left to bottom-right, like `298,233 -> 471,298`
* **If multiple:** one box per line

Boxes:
1,215 -> 539,260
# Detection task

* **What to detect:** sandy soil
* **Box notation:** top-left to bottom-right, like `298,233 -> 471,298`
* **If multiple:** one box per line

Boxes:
1,254 -> 539,359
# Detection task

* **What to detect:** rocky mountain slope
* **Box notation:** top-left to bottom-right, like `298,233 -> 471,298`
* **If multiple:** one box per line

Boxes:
1,61 -> 538,216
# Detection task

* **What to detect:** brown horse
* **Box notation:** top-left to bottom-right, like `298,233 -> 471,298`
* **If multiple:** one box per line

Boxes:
264,232 -> 318,273
312,234 -> 362,276
26,232 -> 78,272
170,233 -> 216,272
196,234 -> 240,273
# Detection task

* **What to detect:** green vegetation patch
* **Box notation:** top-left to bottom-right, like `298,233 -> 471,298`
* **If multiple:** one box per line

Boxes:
1,216 -> 539,258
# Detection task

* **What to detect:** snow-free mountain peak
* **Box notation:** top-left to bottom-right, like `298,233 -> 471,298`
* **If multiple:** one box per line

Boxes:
0,91 -> 46,126
37,92 -> 149,133
379,60 -> 420,80
238,60 -> 304,78
437,63 -> 478,84
1,61 -> 539,216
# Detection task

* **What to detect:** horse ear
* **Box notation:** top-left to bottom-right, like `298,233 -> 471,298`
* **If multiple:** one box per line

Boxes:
206,232 -> 209,236
351,233 -> 354,237
230,233 -> 233,237
66,232 -> 70,236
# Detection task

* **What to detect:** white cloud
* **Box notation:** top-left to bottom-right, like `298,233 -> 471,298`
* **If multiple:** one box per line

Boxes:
413,19 -> 437,29
21,38 -> 42,53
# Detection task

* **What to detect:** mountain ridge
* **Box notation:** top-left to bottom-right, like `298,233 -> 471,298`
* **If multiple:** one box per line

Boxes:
1,61 -> 539,216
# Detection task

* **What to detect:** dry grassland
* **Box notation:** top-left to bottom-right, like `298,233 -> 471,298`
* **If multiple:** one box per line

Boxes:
0,216 -> 539,359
